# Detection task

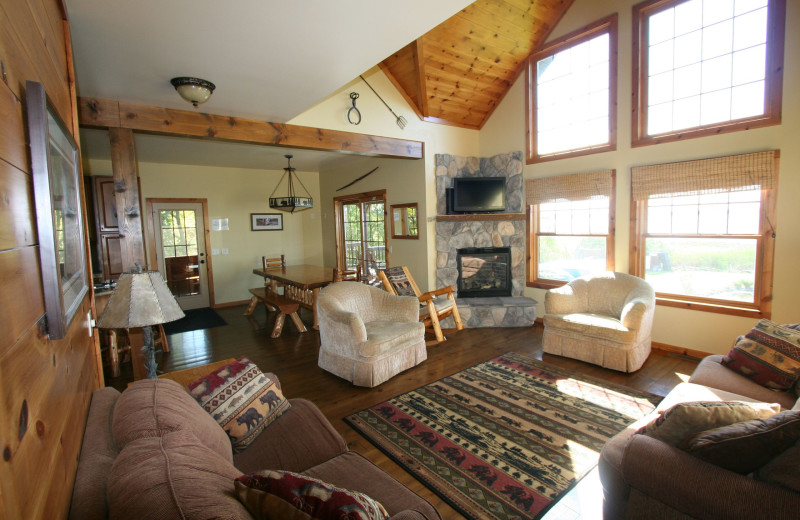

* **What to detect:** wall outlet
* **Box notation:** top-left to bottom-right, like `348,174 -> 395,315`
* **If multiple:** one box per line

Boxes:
221,248 -> 229,255
211,248 -> 220,255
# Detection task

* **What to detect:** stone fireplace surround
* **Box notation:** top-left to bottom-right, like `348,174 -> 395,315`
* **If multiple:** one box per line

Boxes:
435,152 -> 536,328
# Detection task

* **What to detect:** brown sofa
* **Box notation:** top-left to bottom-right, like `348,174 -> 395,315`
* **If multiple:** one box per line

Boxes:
68,378 -> 440,520
599,354 -> 800,519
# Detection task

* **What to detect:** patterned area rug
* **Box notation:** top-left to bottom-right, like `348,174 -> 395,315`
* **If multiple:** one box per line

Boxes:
345,353 -> 660,519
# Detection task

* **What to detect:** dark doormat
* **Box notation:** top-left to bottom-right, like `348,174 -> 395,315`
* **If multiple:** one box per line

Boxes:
162,307 -> 227,335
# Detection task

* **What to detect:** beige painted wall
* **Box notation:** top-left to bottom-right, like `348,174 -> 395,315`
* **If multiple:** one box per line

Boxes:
480,0 -> 800,355
317,156 -> 428,286
85,158 -> 323,305
289,68 -> 480,290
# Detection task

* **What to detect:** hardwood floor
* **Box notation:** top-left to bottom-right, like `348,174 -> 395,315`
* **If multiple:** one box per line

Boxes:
104,304 -> 700,519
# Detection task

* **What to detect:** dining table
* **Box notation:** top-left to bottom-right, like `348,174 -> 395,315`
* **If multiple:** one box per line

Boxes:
252,264 -> 333,329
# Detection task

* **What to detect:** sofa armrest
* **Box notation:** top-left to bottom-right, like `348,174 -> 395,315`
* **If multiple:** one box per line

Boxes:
620,297 -> 650,330
544,283 -> 585,315
621,434 -> 800,519
234,398 -> 347,474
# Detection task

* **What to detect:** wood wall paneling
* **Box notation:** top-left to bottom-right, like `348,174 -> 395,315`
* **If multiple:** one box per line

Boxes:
0,247 -> 45,357
0,161 -> 36,250
0,81 -> 29,173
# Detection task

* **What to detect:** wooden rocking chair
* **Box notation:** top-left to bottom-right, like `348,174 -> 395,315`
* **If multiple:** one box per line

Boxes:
379,266 -> 464,345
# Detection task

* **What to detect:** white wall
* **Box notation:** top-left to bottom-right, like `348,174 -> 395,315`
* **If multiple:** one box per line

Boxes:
85,159 -> 323,305
480,0 -> 800,355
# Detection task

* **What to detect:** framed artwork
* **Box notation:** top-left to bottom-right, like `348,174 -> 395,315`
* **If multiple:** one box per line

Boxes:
27,80 -> 89,340
251,213 -> 283,231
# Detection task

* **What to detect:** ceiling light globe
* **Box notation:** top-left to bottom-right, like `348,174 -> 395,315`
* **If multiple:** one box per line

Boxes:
170,77 -> 215,107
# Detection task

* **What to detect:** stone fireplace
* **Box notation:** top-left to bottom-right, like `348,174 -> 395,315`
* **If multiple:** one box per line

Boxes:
457,247 -> 512,298
434,151 -> 536,328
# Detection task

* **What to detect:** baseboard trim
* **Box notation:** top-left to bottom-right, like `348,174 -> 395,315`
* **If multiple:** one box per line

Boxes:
651,341 -> 711,360
213,299 -> 250,309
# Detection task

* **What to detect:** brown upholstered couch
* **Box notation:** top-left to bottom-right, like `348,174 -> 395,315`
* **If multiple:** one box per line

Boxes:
599,355 -> 800,519
68,378 -> 440,520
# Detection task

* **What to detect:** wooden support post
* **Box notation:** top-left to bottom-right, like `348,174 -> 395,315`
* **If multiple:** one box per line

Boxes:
109,128 -> 146,271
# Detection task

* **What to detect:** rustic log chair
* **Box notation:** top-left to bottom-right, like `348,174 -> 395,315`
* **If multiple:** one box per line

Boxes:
332,265 -> 362,282
378,266 -> 464,345
262,254 -> 286,293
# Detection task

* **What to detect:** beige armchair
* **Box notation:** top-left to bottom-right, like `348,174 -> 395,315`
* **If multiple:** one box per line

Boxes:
317,281 -> 426,387
543,272 -> 655,372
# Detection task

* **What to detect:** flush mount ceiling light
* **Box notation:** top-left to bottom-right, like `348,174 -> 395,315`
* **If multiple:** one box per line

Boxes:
269,155 -> 313,213
170,77 -> 215,107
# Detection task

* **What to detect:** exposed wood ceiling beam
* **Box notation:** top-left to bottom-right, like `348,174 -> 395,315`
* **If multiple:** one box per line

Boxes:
77,97 -> 423,160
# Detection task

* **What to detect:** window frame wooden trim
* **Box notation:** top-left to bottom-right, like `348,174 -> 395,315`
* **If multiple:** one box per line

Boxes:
525,14 -> 619,164
527,171 -> 616,289
631,0 -> 786,148
333,189 -> 389,272
629,188 -> 777,319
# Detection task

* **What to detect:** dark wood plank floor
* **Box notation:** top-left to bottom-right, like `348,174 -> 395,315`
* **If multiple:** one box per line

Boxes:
105,304 -> 700,520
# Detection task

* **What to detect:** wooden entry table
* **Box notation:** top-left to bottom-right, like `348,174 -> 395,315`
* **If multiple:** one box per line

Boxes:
252,265 -> 333,329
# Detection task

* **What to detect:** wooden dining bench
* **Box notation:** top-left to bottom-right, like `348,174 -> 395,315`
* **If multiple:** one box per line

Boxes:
244,287 -> 308,338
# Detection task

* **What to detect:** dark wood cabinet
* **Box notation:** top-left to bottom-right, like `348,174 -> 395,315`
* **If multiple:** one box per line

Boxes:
90,175 -> 141,280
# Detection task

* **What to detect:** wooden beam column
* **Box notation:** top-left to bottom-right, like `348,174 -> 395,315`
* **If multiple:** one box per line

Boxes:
108,128 -> 145,270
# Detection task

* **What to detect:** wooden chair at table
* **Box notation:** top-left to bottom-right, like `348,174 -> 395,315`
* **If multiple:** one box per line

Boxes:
378,266 -> 464,346
261,254 -> 286,293
332,265 -> 362,282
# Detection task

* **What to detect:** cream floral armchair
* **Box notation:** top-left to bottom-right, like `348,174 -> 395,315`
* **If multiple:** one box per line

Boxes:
316,281 -> 426,387
543,272 -> 655,372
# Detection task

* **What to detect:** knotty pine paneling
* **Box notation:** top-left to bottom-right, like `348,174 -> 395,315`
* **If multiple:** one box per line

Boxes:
0,296 -> 94,520
0,247 -> 45,357
0,161 -> 36,250
0,81 -> 29,173
0,0 -> 98,518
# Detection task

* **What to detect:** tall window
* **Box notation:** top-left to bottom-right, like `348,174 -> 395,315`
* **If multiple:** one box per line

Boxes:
526,14 -> 618,163
632,0 -> 785,146
630,151 -> 778,317
334,190 -> 388,278
527,170 -> 615,288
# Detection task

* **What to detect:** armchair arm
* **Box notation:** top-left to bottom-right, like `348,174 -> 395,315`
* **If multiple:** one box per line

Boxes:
418,285 -> 455,302
620,297 -> 650,330
621,435 -> 800,519
371,290 -> 420,322
318,305 -> 368,345
544,282 -> 585,315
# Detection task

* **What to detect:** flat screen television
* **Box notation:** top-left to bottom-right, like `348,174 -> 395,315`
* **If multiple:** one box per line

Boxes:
452,177 -> 506,213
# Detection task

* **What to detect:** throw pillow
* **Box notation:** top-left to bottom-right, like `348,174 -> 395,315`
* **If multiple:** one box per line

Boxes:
188,356 -> 290,453
721,319 -> 800,391
755,439 -> 800,492
679,411 -> 800,474
234,469 -> 389,520
635,401 -> 780,446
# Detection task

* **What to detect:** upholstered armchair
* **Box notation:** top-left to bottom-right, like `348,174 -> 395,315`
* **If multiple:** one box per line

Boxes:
543,272 -> 655,372
316,281 -> 426,387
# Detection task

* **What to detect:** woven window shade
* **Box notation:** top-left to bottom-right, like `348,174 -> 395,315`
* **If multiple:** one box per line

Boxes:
631,151 -> 777,201
526,170 -> 613,206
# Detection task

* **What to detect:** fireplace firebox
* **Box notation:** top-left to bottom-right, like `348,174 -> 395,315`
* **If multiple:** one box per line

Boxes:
456,247 -> 512,298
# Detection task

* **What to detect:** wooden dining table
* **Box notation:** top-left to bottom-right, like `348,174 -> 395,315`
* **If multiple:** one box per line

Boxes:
252,264 -> 333,329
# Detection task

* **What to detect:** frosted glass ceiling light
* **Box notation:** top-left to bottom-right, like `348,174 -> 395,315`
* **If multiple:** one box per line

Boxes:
170,77 -> 215,107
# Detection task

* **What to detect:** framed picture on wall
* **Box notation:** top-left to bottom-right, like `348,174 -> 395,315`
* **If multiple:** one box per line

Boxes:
251,213 -> 283,231
26,80 -> 90,340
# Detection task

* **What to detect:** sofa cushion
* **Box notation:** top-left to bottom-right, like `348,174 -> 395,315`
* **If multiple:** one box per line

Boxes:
755,440 -> 800,492
721,320 -> 800,391
303,451 -> 440,519
68,387 -> 120,520
636,400 -> 780,446
112,378 -> 233,463
679,411 -> 800,473
188,356 -> 290,453
107,429 -> 251,519
234,469 -> 389,520
543,313 -> 635,343
233,399 -> 347,475
361,321 -> 425,358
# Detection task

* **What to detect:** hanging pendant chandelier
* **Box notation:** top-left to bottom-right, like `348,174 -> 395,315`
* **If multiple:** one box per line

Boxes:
268,154 -> 313,213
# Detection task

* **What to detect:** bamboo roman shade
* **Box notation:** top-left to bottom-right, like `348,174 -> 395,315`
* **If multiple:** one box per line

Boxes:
631,151 -> 778,201
526,170 -> 614,206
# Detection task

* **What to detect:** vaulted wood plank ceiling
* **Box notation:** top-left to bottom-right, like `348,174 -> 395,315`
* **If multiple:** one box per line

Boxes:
381,0 -> 574,129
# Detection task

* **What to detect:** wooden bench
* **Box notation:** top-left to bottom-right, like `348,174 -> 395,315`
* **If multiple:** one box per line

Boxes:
244,287 -> 308,338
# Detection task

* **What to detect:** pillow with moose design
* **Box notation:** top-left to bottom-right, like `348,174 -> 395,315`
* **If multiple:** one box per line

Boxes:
188,356 -> 290,452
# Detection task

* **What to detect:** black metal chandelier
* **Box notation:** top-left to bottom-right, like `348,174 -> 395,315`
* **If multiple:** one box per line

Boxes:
268,155 -> 313,213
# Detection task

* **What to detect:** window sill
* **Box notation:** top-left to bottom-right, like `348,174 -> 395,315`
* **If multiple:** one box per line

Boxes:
528,280 -> 568,290
656,296 -> 769,319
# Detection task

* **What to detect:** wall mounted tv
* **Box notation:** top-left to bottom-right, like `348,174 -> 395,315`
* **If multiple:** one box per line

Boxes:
452,177 -> 507,213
